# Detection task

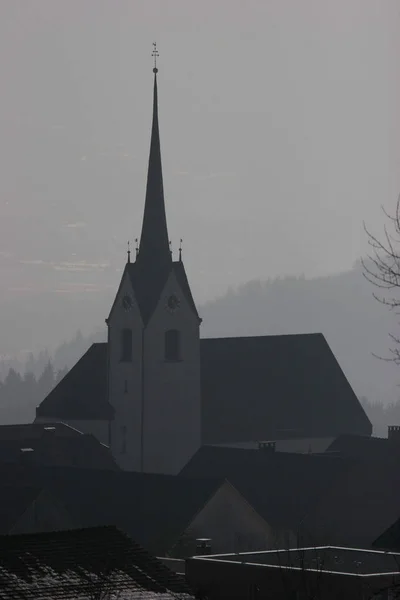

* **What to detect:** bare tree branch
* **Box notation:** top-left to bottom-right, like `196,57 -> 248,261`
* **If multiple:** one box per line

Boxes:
363,194 -> 400,365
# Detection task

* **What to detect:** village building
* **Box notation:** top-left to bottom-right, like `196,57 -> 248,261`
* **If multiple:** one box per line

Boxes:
0,462 -> 275,557
0,525 -> 193,599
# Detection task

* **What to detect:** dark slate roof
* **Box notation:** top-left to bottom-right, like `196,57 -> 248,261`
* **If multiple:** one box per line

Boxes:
0,464 -> 223,556
0,485 -> 42,534
0,422 -> 82,440
0,430 -> 118,471
126,260 -> 199,325
136,72 -> 172,277
0,525 -> 193,599
49,470 -> 222,555
173,261 -> 199,320
36,343 -> 113,420
373,518 -> 400,552
127,259 -> 171,325
36,333 -> 370,444
325,434 -> 398,461
301,455 -> 400,547
200,333 -> 372,443
180,445 -> 350,532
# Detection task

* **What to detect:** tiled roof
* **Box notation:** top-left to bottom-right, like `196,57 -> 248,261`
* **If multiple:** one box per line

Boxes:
0,525 -> 193,599
36,343 -> 113,420
180,445 -> 350,532
200,333 -> 372,443
0,464 -> 223,556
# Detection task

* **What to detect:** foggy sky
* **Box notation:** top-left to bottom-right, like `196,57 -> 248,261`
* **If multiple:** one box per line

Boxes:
0,0 -> 399,352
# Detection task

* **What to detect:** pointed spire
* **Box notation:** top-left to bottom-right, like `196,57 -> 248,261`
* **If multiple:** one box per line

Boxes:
136,43 -> 171,271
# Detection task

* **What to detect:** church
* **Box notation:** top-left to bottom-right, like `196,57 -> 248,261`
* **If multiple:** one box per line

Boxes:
35,60 -> 372,475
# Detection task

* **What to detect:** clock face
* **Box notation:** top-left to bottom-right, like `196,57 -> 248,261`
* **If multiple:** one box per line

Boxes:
166,294 -> 180,313
122,294 -> 133,312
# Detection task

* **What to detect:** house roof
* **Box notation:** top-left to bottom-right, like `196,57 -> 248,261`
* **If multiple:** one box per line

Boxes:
373,518 -> 400,552
0,464 -> 224,556
48,469 -> 223,555
180,445 -> 350,531
301,455 -> 400,547
0,422 -> 83,440
325,434 -> 400,461
36,343 -> 113,420
36,333 -> 371,446
0,485 -> 42,534
0,525 -> 193,599
200,333 -> 372,443
0,421 -> 118,470
0,433 -> 118,471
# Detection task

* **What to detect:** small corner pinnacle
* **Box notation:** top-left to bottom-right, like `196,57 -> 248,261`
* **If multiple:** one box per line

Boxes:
179,238 -> 183,262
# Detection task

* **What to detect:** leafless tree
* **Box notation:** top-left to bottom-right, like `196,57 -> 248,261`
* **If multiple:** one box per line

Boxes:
363,194 -> 400,364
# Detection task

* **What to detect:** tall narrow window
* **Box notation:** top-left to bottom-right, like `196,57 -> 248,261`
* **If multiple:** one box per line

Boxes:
121,328 -> 132,362
165,329 -> 181,361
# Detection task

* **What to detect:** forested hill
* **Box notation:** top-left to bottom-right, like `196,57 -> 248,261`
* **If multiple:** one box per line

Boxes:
1,261 -> 399,429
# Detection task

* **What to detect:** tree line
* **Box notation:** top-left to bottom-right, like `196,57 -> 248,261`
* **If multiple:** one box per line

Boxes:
360,396 -> 400,438
0,362 -> 68,425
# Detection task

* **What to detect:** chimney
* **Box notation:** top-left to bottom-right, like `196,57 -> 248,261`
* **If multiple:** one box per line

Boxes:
195,538 -> 212,556
258,441 -> 276,452
388,426 -> 400,444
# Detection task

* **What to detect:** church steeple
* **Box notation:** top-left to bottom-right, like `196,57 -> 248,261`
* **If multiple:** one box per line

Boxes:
136,44 -> 171,271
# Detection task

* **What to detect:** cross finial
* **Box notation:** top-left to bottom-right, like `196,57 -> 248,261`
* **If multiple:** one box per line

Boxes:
127,241 -> 131,263
152,42 -> 159,73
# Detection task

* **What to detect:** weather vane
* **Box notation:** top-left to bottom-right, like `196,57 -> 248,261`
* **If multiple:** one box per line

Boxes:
127,241 -> 131,263
152,42 -> 159,73
135,238 -> 139,257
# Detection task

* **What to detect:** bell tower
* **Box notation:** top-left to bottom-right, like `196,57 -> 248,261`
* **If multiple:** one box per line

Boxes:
106,46 -> 201,475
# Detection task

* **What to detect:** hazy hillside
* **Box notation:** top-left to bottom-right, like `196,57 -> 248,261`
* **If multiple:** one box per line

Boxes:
199,261 -> 400,406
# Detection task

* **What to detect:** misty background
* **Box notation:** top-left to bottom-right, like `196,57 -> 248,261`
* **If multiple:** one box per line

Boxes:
0,1 -> 400,427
